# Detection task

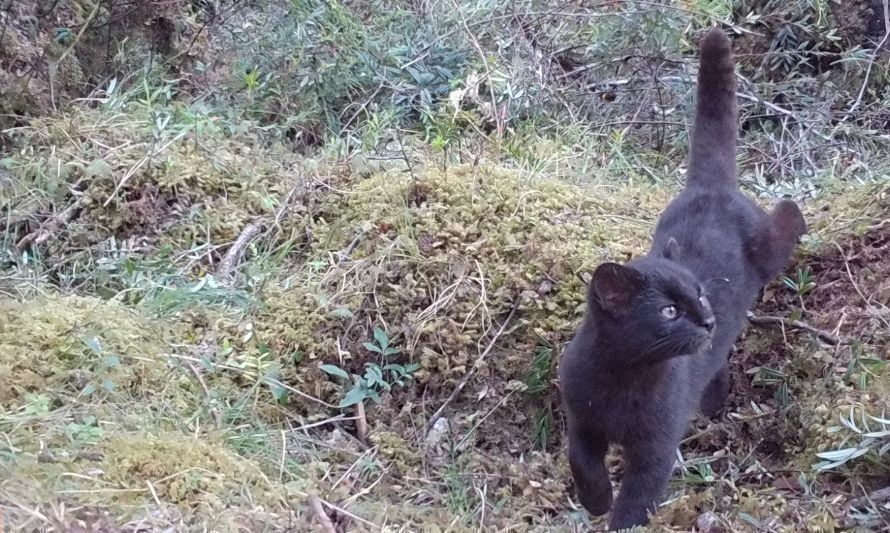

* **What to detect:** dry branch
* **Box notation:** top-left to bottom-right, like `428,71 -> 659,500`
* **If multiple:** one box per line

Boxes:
216,221 -> 265,279
16,200 -> 83,250
309,494 -> 337,533
747,311 -> 840,345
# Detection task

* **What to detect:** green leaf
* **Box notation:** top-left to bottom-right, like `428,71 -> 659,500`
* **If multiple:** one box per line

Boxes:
363,342 -> 382,354
101,378 -> 115,391
268,381 -> 289,404
815,447 -> 867,461
340,384 -> 367,408
103,355 -> 120,368
82,383 -> 97,396
383,347 -> 400,357
364,365 -> 384,388
84,336 -> 103,354
373,327 -> 388,349
328,308 -> 354,319
320,364 -> 349,380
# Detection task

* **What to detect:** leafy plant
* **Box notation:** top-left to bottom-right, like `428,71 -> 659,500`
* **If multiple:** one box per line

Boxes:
522,340 -> 557,450
844,341 -> 886,390
66,416 -> 103,446
783,267 -> 816,299
747,365 -> 791,408
81,336 -> 121,397
321,326 -> 419,408
815,405 -> 890,472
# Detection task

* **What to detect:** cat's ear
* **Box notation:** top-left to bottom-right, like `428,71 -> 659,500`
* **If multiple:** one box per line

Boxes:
748,200 -> 807,281
662,237 -> 681,261
590,262 -> 644,316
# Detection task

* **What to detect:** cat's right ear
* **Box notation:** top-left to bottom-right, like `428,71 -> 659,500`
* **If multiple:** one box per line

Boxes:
748,199 -> 807,281
590,263 -> 643,317
662,237 -> 681,261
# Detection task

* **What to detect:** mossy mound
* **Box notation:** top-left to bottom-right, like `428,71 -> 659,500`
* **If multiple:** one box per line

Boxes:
1,432 -> 296,530
3,104 -> 305,257
0,294 -> 175,408
104,432 -> 279,507
257,165 -> 669,393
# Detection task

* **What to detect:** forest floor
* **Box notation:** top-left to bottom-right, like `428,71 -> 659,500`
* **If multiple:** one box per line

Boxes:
1,97 -> 888,532
1,2 -> 889,530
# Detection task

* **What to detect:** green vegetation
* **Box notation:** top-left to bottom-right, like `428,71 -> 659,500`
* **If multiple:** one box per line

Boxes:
1,1 -> 889,531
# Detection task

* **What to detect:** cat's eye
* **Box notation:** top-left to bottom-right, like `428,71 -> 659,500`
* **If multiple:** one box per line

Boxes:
661,305 -> 679,319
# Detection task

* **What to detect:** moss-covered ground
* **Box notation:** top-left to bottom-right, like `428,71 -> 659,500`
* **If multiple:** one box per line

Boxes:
2,78 -> 889,533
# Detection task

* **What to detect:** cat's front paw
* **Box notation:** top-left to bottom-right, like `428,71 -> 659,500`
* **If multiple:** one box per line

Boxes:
578,485 -> 612,516
609,504 -> 651,531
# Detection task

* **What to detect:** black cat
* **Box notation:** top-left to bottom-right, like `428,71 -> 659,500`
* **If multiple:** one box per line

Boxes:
559,27 -> 807,531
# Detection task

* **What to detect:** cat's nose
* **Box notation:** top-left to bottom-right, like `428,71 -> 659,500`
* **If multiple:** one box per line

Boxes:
702,316 -> 716,333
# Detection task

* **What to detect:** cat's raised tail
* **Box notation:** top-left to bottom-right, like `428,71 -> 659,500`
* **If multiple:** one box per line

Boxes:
687,27 -> 737,189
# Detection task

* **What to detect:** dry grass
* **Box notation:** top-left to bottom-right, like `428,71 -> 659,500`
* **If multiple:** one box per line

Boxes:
2,133 -> 889,529
2,2 -> 890,530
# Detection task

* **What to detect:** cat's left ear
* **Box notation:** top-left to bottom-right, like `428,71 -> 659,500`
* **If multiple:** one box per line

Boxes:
748,199 -> 807,281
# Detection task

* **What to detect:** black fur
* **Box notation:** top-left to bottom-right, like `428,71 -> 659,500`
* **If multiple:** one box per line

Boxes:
559,27 -> 807,531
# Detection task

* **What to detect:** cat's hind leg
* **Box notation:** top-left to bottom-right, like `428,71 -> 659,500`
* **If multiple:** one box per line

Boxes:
568,425 -> 613,516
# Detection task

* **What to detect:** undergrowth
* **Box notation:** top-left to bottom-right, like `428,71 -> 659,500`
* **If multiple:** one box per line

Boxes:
1,1 -> 889,531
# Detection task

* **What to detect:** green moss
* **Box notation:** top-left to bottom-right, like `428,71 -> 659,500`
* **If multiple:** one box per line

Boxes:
256,165 -> 668,392
0,295 -> 174,408
104,432 -> 276,506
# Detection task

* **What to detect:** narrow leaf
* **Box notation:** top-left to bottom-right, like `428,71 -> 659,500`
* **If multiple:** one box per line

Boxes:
320,364 -> 349,380
363,342 -> 382,354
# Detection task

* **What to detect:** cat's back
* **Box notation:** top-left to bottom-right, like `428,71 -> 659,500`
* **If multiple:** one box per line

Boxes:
653,187 -> 765,280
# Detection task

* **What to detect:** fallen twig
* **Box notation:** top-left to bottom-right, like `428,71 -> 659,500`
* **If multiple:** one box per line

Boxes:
309,494 -> 337,533
355,400 -> 369,444
747,311 -> 840,346
336,231 -> 365,266
16,199 -> 83,250
835,242 -> 890,329
425,300 -> 520,435
847,0 -> 890,117
216,221 -> 265,279
852,486 -> 890,508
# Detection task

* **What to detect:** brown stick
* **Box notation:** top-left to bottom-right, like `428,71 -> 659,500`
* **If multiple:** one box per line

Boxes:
309,494 -> 337,533
16,199 -> 83,250
216,221 -> 265,279
747,311 -> 840,345
354,400 -> 369,444
424,300 -> 520,434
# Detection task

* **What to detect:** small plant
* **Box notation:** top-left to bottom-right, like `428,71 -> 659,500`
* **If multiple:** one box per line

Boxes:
815,405 -> 890,472
782,267 -> 816,305
241,67 -> 262,93
522,340 -> 556,450
844,342 -> 886,390
747,365 -> 791,408
66,416 -> 103,446
681,461 -> 717,485
321,326 -> 419,408
81,336 -> 121,397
